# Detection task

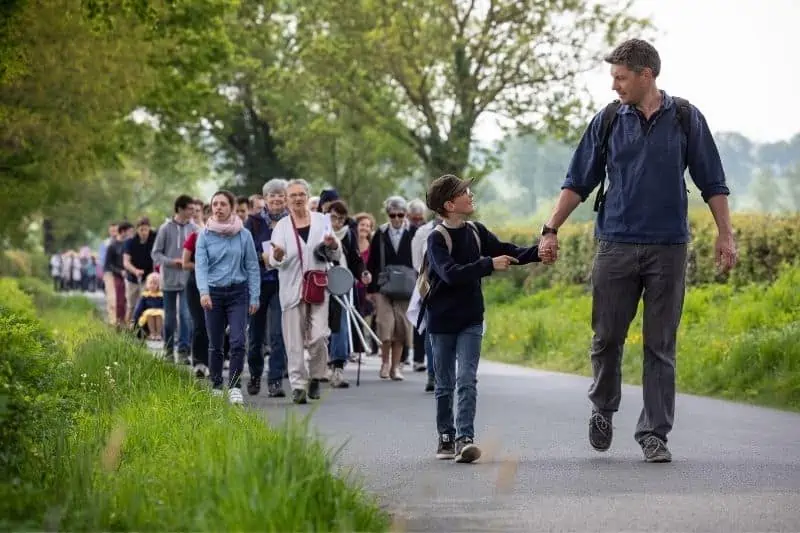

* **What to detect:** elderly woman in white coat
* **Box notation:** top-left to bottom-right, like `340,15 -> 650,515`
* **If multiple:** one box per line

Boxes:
269,179 -> 341,404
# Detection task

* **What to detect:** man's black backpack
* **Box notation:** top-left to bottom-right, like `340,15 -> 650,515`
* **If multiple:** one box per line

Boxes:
593,96 -> 693,212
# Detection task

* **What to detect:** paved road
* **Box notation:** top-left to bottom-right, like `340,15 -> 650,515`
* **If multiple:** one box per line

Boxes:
85,291 -> 800,531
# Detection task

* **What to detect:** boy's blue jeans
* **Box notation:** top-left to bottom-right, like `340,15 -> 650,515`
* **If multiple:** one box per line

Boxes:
429,323 -> 483,440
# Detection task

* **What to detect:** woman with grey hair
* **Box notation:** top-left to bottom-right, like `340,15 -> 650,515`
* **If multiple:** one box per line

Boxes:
269,179 -> 341,404
243,177 -> 290,397
365,195 -> 417,380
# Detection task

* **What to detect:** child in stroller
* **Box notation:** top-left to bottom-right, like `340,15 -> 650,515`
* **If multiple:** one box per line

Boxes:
132,272 -> 164,341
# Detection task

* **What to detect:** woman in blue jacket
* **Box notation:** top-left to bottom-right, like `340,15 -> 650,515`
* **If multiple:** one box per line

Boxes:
195,190 -> 261,405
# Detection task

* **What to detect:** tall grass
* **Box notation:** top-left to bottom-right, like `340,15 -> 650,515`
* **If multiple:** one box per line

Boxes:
0,277 -> 389,532
483,264 -> 800,411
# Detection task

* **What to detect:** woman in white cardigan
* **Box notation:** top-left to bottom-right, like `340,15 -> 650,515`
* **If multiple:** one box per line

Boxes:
269,179 -> 341,404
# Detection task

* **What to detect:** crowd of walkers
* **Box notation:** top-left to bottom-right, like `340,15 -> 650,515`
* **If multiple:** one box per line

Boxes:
93,181 -> 439,406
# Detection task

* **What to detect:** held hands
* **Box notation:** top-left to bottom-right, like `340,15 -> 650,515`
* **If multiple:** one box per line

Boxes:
492,255 -> 519,271
715,232 -> 737,274
200,295 -> 212,310
538,234 -> 558,264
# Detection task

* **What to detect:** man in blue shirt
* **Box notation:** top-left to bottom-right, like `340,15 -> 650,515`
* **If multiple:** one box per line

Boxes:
538,39 -> 738,463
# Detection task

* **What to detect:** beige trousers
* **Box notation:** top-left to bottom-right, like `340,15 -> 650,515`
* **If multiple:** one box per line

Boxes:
103,272 -> 117,325
125,279 -> 142,323
282,301 -> 330,390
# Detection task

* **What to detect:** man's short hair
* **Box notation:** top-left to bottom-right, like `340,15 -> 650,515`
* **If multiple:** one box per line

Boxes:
174,194 -> 194,213
236,195 -> 249,206
248,194 -> 263,209
604,38 -> 661,78
117,221 -> 134,233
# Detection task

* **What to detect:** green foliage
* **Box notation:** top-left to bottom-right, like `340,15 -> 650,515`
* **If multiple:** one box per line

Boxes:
0,250 -> 49,280
0,279 -> 78,525
0,0 -> 164,244
283,0 -> 651,181
490,211 -> 800,290
483,263 -> 800,411
0,278 -> 389,531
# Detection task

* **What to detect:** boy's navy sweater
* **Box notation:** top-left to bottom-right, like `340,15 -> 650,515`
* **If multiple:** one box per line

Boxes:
426,222 -> 541,335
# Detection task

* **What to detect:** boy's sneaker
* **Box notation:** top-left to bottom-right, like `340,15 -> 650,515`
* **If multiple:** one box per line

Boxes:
425,376 -> 435,393
589,412 -> 613,451
640,435 -> 672,463
229,387 -> 244,405
455,437 -> 481,463
436,434 -> 456,460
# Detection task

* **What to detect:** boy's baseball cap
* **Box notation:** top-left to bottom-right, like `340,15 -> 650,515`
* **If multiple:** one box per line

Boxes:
426,174 -> 474,213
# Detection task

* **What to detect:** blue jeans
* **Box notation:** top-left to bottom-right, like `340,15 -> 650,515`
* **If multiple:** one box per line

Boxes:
430,324 -> 483,440
163,289 -> 192,354
247,281 -> 287,383
205,283 -> 248,389
329,305 -> 350,365
425,331 -> 435,379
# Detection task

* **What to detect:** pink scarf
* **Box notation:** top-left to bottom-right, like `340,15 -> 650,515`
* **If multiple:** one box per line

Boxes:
206,214 -> 243,236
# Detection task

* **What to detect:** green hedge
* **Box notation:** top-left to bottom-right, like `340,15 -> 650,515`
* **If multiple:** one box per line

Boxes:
492,210 -> 800,290
0,277 -> 389,532
483,264 -> 800,411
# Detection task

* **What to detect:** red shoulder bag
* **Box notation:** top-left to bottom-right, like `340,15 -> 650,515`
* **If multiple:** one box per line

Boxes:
290,215 -> 328,305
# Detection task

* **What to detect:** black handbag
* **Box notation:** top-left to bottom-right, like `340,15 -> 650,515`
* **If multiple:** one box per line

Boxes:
377,228 -> 416,301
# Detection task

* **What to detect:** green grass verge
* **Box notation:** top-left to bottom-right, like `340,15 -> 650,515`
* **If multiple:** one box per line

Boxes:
0,277 -> 389,531
483,263 -> 800,411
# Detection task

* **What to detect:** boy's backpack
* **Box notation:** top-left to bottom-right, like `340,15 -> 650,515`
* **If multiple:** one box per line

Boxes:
593,96 -> 693,213
416,221 -> 481,299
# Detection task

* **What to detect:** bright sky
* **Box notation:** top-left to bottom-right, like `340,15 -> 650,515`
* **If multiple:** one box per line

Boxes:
478,0 -> 800,144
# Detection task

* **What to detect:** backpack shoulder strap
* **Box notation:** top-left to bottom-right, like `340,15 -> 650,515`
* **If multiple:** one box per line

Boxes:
433,224 -> 452,253
672,96 -> 693,168
593,100 -> 622,212
465,221 -> 481,254
672,96 -> 692,137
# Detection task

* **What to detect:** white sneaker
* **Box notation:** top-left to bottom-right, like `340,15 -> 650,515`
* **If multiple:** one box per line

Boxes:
194,364 -> 209,378
211,388 -> 224,397
229,387 -> 244,405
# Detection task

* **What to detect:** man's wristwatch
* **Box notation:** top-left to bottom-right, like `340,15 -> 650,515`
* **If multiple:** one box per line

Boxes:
541,224 -> 558,236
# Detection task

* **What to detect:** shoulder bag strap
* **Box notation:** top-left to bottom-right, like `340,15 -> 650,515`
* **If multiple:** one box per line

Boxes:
289,215 -> 304,272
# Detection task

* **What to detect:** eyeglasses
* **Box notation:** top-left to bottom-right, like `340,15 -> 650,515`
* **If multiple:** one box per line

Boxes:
388,213 -> 405,219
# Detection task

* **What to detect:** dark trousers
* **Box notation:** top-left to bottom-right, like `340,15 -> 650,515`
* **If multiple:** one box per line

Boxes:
205,283 -> 248,390
587,240 -> 688,444
247,281 -> 286,383
185,274 -> 209,367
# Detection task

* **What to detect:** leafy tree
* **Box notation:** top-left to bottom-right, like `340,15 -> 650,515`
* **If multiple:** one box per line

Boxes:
43,125 -> 207,250
291,0 -> 649,183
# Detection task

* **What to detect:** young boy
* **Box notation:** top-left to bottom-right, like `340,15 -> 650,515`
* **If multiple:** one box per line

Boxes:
423,174 -> 543,463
